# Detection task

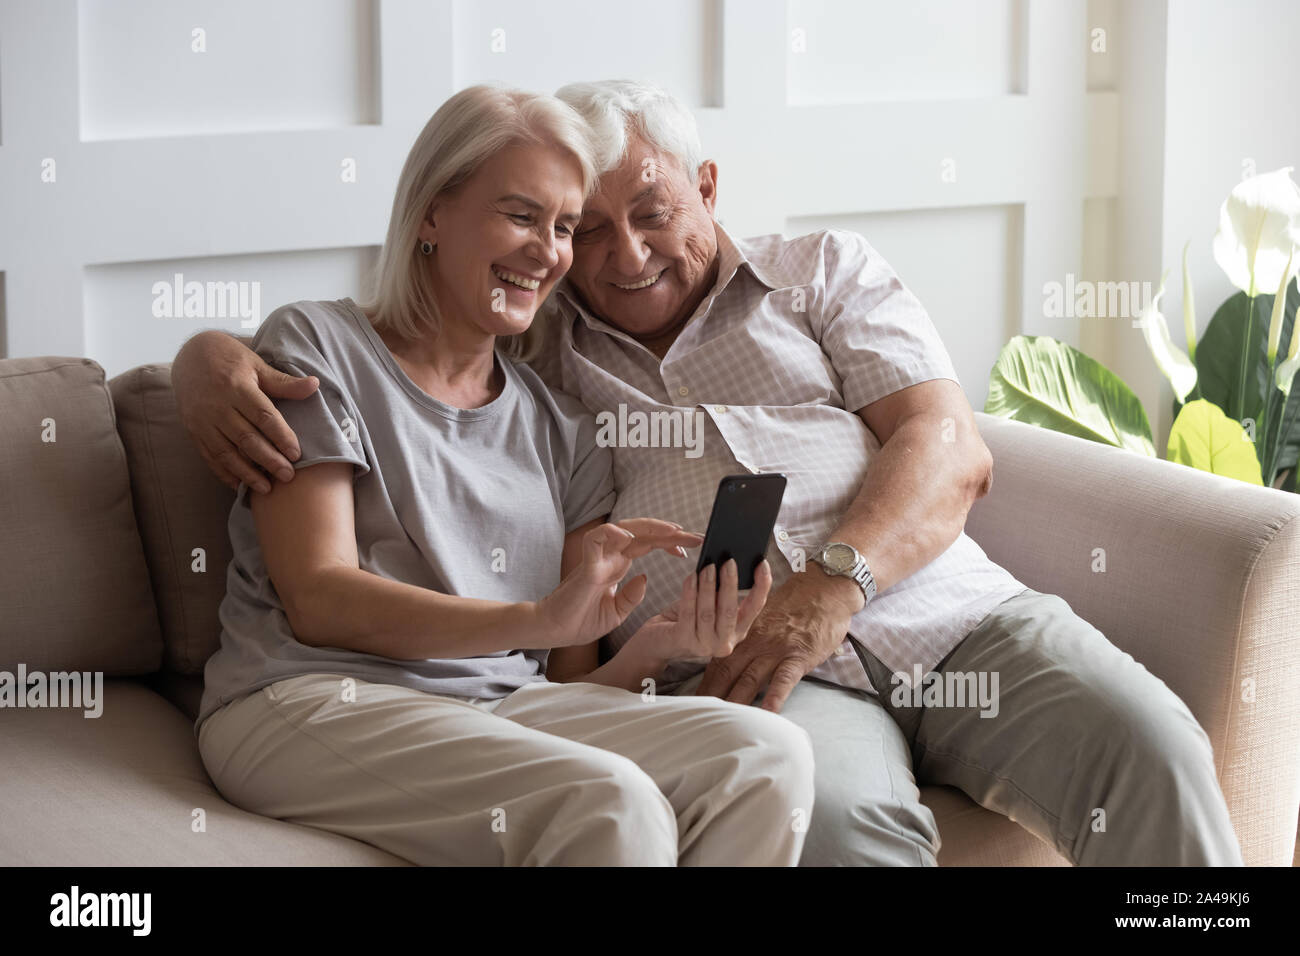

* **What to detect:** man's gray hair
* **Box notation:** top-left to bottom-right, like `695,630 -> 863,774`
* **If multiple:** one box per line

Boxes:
554,80 -> 704,180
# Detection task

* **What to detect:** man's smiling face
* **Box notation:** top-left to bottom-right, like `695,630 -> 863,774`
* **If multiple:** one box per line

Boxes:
567,132 -> 720,340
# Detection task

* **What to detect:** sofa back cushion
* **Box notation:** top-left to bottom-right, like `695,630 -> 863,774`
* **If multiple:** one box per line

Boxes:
109,364 -> 236,675
0,357 -> 162,673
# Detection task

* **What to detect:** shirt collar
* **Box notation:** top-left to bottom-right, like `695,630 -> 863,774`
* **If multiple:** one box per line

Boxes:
722,222 -> 790,292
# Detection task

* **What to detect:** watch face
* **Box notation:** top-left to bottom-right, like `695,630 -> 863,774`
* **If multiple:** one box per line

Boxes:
823,543 -> 856,573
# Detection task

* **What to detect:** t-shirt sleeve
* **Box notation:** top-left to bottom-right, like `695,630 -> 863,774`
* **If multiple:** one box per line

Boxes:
252,305 -> 370,479
550,391 -> 615,532
815,229 -> 960,413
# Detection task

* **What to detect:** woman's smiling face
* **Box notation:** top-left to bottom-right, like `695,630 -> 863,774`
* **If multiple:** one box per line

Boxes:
419,140 -> 585,338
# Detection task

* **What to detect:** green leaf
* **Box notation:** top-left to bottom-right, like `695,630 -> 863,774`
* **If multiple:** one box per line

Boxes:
1197,282 -> 1300,484
1276,437 -> 1299,473
1194,291 -> 1272,426
985,335 -> 1155,455
1198,286 -> 1296,412
1271,367 -> 1300,477
1166,399 -> 1263,484
1267,280 -> 1300,481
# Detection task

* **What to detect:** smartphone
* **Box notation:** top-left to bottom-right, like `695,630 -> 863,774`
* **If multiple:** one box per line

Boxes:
695,473 -> 787,590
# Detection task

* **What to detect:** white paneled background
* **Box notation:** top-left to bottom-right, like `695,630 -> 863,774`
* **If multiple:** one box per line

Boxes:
4,0 -> 1258,425
78,0 -> 380,140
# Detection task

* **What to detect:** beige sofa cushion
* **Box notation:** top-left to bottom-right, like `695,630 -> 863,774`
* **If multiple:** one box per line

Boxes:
0,678 -> 409,865
109,365 -> 236,675
924,785 -> 1070,866
0,357 -> 161,674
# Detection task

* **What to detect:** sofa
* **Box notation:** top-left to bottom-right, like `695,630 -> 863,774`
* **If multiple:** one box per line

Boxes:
2,354 -> 1298,866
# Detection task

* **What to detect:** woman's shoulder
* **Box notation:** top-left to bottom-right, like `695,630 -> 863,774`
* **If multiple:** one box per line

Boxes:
252,298 -> 372,368
505,358 -> 608,490
506,354 -> 592,425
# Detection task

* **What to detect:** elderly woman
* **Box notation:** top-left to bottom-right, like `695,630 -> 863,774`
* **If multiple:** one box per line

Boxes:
190,86 -> 814,866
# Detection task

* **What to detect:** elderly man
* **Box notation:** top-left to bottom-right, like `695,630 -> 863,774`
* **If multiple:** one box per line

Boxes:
172,80 -> 1241,867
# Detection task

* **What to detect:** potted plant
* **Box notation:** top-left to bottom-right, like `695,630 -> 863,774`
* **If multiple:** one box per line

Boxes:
986,167 -> 1300,490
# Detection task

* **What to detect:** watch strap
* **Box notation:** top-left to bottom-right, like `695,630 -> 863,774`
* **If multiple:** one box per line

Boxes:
815,542 -> 876,607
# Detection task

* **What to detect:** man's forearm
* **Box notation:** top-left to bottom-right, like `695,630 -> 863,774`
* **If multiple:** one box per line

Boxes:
822,412 -> 991,598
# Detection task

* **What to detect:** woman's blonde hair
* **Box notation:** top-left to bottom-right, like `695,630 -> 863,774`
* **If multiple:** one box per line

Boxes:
357,85 -> 598,361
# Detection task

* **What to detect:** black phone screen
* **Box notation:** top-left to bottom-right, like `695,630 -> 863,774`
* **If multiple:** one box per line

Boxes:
694,473 -> 787,589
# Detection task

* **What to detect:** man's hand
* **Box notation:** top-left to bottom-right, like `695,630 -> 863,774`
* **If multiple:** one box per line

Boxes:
693,567 -> 863,713
172,331 -> 319,493
631,557 -> 772,664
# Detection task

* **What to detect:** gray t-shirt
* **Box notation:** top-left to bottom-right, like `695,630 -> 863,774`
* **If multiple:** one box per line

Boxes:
195,298 -> 615,732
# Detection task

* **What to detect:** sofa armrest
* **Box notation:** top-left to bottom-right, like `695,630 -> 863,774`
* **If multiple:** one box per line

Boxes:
965,412 -> 1300,865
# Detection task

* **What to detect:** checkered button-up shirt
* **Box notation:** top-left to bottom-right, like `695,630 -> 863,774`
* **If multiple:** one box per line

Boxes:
531,224 -> 1027,694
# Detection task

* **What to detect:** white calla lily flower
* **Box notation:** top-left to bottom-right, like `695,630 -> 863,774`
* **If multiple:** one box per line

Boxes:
1138,271 -> 1198,404
1212,167 -> 1300,297
1276,352 -> 1300,397
1266,247 -> 1296,364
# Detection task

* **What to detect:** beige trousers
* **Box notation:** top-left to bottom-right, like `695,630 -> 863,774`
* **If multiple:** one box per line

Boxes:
670,588 -> 1242,867
197,673 -> 815,866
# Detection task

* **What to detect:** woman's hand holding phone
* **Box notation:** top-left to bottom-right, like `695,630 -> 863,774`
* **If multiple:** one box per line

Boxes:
535,518 -> 702,649
629,557 -> 773,665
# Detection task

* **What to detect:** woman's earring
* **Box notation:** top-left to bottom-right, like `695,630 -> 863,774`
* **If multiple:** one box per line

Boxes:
420,240 -> 434,255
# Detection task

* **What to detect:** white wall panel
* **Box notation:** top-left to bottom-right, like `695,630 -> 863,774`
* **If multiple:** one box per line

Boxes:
1,0 -> 1113,394
78,0 -> 379,140
453,0 -> 720,107
787,205 -> 1022,408
786,0 -> 1024,104
1086,0 -> 1116,91
84,247 -> 378,379
1079,195 -> 1116,365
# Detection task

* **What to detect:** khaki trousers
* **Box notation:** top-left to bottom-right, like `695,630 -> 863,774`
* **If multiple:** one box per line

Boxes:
674,588 -> 1243,867
198,673 -> 815,866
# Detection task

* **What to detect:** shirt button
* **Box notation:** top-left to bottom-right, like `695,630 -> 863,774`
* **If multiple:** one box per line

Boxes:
677,386 -> 689,397
714,404 -> 727,414
777,530 -> 789,541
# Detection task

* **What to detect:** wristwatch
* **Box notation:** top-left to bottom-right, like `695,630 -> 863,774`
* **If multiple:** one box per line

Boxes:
812,542 -> 877,608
